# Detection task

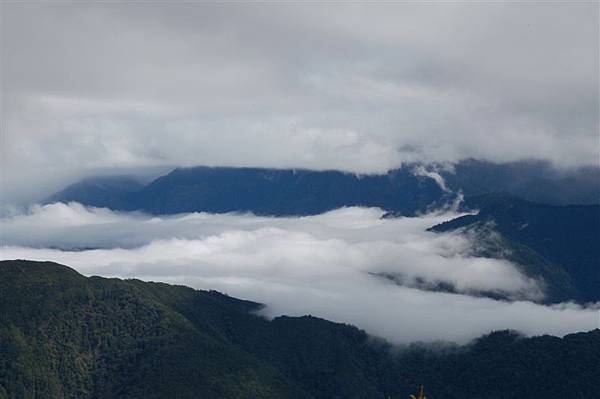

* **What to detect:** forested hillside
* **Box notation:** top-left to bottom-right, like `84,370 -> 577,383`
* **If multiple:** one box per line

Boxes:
2,260 -> 599,399
431,194 -> 600,302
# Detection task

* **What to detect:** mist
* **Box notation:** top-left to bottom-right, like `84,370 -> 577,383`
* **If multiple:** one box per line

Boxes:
1,203 -> 597,344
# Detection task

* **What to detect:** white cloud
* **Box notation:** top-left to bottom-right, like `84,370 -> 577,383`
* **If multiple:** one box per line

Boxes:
412,165 -> 450,192
1,2 -> 598,204
1,203 -> 597,343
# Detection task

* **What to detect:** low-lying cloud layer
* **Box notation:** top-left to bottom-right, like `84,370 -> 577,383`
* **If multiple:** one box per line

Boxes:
1,203 -> 597,343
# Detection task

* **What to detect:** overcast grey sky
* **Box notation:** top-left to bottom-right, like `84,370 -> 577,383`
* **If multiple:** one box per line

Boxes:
1,2 -> 599,203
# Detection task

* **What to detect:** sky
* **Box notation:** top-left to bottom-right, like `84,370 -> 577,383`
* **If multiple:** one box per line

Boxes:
0,2 -> 598,344
1,203 -> 597,344
1,2 -> 599,204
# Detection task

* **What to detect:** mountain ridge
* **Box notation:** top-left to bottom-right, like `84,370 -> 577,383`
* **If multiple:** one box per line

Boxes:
45,160 -> 600,217
430,193 -> 600,302
2,260 -> 599,399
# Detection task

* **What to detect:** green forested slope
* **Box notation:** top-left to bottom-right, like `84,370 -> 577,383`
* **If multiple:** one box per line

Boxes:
0,260 -> 307,399
1,260 -> 599,399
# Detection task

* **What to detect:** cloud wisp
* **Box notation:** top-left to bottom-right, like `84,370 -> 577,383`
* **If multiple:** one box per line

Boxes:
1,203 -> 597,344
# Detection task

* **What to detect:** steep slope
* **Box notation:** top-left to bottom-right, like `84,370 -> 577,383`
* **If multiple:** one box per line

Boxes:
0,260 -> 308,399
431,194 -> 600,302
2,260 -> 599,399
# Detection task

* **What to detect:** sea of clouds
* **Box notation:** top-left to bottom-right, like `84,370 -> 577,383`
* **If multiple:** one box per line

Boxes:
1,202 -> 597,344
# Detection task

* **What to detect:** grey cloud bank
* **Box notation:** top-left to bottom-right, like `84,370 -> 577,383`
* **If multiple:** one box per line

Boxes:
1,203 -> 597,344
1,2 -> 598,204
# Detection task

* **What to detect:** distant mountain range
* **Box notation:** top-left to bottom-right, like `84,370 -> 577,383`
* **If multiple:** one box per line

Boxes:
2,260 -> 599,399
45,175 -> 145,210
46,166 -> 447,216
43,160 -> 600,305
442,159 -> 600,205
45,160 -> 600,216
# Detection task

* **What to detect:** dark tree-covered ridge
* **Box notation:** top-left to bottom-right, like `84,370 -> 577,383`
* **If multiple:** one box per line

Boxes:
1,260 -> 599,399
431,193 -> 600,302
46,160 -> 600,217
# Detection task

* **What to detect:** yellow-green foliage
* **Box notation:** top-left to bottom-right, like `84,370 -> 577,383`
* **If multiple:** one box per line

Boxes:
409,385 -> 426,399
